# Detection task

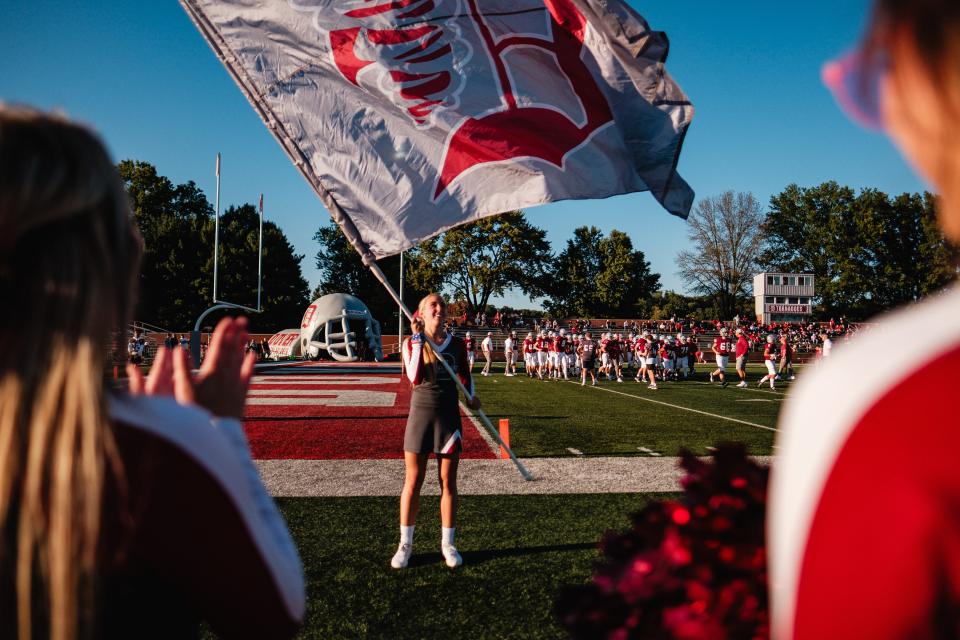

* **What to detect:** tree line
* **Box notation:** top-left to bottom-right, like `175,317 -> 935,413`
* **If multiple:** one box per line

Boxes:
316,184 -> 957,323
123,158 -> 956,329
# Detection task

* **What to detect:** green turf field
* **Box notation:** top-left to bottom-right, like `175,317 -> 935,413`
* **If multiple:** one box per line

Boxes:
256,494 -> 670,639
470,362 -> 791,457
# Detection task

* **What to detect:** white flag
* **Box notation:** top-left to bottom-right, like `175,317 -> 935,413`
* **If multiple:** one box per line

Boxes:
181,0 -> 694,260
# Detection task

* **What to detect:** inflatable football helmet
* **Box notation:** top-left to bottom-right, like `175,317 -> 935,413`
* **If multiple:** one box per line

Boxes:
300,293 -> 383,362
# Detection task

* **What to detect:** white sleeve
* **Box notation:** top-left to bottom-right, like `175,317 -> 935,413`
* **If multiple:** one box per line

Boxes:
402,338 -> 422,383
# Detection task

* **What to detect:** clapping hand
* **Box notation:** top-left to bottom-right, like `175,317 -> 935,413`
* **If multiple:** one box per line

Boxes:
127,316 -> 256,419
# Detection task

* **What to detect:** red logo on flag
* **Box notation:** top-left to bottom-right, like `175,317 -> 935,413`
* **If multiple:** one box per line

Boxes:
328,0 -> 614,200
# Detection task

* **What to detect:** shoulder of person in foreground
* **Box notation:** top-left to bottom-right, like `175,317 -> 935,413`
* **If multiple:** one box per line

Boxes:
769,286 -> 960,639
109,392 -> 305,639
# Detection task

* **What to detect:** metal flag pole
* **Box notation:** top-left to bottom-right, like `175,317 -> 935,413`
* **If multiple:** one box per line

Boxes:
398,251 -> 404,350
213,152 -> 221,303
257,193 -> 264,311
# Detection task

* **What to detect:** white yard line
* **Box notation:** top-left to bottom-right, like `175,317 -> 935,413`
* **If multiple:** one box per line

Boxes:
690,381 -> 788,397
568,381 -> 777,432
459,401 -> 501,456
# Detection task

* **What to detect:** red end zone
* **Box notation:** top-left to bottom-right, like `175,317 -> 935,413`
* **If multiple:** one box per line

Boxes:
243,363 -> 497,460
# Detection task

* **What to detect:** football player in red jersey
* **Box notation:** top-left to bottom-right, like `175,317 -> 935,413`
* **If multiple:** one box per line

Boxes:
623,333 -> 634,373
464,331 -> 475,371
534,331 -> 548,380
633,333 -> 648,382
734,328 -> 750,388
522,332 -> 536,377
607,333 -> 624,382
778,332 -> 795,380
660,336 -> 676,381
757,334 -> 778,389
598,332 -> 611,379
710,327 -> 732,387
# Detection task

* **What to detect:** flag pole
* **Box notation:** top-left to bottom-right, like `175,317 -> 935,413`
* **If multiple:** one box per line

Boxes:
213,152 -> 221,303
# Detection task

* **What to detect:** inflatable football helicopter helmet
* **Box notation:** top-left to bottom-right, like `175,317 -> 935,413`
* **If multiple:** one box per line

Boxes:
300,293 -> 383,362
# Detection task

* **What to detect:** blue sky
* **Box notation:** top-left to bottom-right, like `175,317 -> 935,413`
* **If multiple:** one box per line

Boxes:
2,1 -> 926,309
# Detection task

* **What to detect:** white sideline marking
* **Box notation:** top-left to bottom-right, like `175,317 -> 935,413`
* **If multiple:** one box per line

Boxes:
247,390 -> 396,406
638,447 -> 661,456
692,381 -> 787,397
458,402 -> 501,456
568,381 -> 777,432
567,447 -> 584,456
736,399 -> 777,403
251,375 -> 397,385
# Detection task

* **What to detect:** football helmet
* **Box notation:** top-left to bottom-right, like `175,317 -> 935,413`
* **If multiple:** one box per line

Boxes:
720,328 -> 728,336
300,293 -> 383,362
766,334 -> 776,344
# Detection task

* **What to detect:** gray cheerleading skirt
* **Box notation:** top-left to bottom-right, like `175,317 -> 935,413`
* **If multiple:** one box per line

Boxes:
403,388 -> 463,455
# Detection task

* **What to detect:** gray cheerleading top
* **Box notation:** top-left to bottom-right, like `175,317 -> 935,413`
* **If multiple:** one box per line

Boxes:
401,332 -> 473,455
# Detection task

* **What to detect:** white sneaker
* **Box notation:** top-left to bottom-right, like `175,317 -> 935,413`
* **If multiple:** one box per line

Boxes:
649,384 -> 658,390
737,381 -> 748,388
442,544 -> 462,568
391,543 -> 413,569
616,378 -> 623,383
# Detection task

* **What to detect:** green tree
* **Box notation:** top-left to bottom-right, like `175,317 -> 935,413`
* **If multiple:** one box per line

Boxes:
763,183 -> 957,318
313,223 -> 428,328
546,226 -> 603,317
216,205 -> 310,332
547,227 -> 660,317
675,191 -> 765,319
404,211 -> 551,315
119,160 -> 212,329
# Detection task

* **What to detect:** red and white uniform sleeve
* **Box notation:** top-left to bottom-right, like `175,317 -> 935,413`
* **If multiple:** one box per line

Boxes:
108,394 -> 304,638
770,287 -> 960,639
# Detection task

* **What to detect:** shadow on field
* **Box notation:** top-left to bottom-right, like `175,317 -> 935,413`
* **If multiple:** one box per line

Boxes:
405,542 -> 598,568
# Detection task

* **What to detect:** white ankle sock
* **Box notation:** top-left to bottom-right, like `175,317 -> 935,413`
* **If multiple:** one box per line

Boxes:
400,525 -> 415,545
442,527 -> 455,547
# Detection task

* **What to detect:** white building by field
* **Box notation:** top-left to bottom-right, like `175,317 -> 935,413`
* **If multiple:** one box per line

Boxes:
753,273 -> 815,324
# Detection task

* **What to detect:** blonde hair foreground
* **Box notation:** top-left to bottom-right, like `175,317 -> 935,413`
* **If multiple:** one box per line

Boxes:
0,106 -> 141,640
